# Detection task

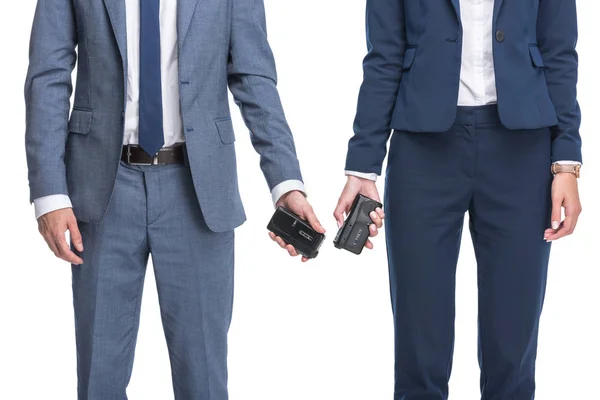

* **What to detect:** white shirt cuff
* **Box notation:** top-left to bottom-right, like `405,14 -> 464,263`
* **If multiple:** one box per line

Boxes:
345,170 -> 378,181
271,180 -> 305,206
553,160 -> 581,165
33,195 -> 73,219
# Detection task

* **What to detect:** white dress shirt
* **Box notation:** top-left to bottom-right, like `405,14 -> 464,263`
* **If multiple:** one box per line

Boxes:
34,0 -> 303,218
457,0 -> 497,106
346,0 -> 578,181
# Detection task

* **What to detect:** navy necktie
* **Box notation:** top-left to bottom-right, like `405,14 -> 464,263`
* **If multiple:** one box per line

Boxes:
139,0 -> 165,157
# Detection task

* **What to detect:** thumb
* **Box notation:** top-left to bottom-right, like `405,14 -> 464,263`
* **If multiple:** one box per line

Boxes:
68,217 -> 84,252
304,206 -> 325,234
333,197 -> 351,228
365,185 -> 381,203
551,195 -> 562,230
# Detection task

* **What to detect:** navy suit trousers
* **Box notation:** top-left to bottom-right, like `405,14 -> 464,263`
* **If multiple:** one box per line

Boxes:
385,106 -> 552,400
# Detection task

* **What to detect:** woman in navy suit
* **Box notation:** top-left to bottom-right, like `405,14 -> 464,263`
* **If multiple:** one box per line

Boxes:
335,1 -> 582,398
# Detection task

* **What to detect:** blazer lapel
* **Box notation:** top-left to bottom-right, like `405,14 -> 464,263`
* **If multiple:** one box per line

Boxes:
493,0 -> 505,23
449,0 -> 461,21
102,0 -> 127,65
178,0 -> 201,50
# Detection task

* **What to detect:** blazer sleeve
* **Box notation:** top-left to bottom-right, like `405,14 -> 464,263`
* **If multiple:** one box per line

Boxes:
537,0 -> 582,163
25,0 -> 78,202
345,0 -> 406,175
227,0 -> 303,191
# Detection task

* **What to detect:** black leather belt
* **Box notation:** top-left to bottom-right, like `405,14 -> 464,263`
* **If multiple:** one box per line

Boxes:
121,144 -> 188,166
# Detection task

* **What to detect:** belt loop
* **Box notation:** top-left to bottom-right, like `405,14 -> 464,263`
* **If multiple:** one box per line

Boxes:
126,144 -> 133,164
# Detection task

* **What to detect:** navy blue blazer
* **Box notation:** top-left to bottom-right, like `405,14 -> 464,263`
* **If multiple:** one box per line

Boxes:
346,0 -> 582,175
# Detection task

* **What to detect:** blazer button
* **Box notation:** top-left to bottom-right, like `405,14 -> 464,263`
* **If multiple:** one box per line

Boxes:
496,30 -> 505,42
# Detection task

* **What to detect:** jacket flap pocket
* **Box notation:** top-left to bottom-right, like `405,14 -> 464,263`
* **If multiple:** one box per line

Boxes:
402,47 -> 417,70
215,118 -> 235,144
529,46 -> 545,68
68,109 -> 93,134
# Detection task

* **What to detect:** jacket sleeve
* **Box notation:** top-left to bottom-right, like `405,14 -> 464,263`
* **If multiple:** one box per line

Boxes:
345,0 -> 406,175
25,0 -> 78,202
537,0 -> 582,163
227,0 -> 303,191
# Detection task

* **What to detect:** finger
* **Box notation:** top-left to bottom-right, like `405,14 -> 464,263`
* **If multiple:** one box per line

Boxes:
334,198 -> 351,228
544,222 -> 563,241
550,196 -> 563,230
543,228 -> 555,240
275,237 -> 287,249
562,214 -> 578,236
375,207 -> 385,219
568,211 -> 581,234
304,206 -> 326,234
68,218 -> 84,252
365,239 -> 374,250
286,244 -> 299,257
44,235 -> 60,257
546,215 -> 578,241
55,236 -> 83,265
369,211 -> 383,228
564,202 -> 582,230
364,186 -> 381,203
301,256 -> 309,263
369,223 -> 379,237
269,232 -> 278,241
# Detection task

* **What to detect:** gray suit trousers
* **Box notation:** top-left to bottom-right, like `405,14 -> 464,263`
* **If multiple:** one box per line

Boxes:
72,162 -> 234,400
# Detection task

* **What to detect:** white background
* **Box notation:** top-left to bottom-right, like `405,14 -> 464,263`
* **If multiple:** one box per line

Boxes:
1,1 -> 599,399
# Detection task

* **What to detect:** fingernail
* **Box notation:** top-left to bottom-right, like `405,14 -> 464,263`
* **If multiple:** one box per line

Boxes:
552,221 -> 560,230
370,211 -> 376,218
337,221 -> 342,228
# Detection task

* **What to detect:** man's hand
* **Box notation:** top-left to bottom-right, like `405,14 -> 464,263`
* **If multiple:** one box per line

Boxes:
269,191 -> 325,262
333,176 -> 384,250
38,208 -> 84,265
544,173 -> 582,242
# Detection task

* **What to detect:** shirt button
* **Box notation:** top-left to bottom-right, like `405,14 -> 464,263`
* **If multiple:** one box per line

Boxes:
496,30 -> 505,42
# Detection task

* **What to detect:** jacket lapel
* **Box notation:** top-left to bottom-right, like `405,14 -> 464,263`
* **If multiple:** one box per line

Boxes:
449,0 -> 460,21
493,0 -> 505,23
102,0 -> 127,65
177,0 -> 201,50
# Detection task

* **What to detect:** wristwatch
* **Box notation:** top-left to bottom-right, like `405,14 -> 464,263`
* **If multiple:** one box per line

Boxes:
551,163 -> 581,178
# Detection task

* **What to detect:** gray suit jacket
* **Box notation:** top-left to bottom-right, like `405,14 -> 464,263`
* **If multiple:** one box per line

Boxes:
25,0 -> 303,232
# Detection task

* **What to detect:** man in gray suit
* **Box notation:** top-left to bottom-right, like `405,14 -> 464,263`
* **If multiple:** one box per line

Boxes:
25,0 -> 323,398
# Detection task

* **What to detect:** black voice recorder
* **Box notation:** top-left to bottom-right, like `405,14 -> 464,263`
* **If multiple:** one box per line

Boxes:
334,194 -> 383,255
267,207 -> 325,259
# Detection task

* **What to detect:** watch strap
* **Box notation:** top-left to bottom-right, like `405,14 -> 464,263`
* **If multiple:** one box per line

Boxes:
551,163 -> 581,178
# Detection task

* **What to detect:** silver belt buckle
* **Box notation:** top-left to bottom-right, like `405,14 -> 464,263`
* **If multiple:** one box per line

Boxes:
126,145 -> 158,166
